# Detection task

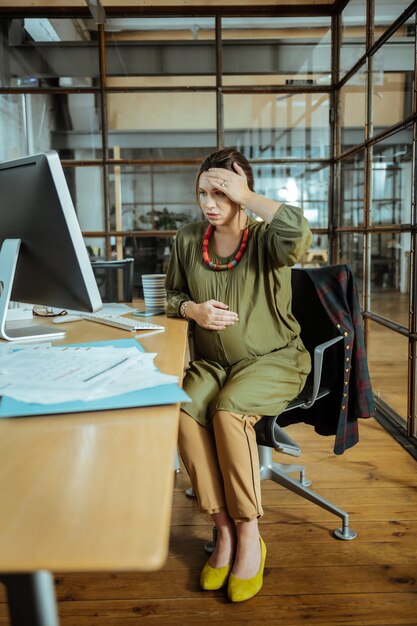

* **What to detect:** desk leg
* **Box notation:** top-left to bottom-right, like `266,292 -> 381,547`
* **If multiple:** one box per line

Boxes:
0,571 -> 59,626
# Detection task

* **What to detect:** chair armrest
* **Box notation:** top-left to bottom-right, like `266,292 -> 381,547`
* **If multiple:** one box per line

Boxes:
301,335 -> 344,409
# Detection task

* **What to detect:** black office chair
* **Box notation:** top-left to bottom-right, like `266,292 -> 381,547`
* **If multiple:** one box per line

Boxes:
91,258 -> 134,303
253,266 -> 356,541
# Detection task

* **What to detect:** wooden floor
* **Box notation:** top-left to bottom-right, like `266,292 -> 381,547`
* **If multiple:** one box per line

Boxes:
1,417 -> 416,625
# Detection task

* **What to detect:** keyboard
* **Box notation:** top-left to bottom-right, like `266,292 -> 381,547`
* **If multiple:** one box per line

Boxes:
81,312 -> 164,332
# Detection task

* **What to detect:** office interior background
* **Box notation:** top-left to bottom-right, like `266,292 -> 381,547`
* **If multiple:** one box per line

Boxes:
0,0 -> 416,454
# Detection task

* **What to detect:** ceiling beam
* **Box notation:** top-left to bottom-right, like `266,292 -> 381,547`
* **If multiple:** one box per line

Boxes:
0,2 -> 339,19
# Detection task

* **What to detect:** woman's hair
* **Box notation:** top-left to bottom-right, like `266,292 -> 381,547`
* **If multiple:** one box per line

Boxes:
195,147 -> 254,200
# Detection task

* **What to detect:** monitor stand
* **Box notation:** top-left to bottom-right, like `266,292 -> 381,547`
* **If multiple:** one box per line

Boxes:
0,239 -> 66,342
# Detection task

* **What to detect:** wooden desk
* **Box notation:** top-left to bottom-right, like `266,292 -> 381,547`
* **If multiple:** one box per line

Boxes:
0,312 -> 188,625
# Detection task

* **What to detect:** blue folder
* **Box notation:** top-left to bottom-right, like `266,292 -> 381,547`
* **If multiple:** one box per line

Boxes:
0,338 -> 190,418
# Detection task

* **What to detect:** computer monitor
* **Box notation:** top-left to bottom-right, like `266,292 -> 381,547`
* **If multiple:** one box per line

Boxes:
0,150 -> 102,341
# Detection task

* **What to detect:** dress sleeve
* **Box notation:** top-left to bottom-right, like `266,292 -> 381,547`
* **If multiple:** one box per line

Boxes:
164,229 -> 191,318
265,203 -> 312,266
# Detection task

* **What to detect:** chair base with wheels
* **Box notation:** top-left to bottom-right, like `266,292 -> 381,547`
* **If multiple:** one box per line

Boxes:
257,443 -> 356,541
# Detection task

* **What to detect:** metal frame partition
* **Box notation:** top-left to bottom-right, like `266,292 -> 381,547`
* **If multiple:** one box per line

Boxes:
333,1 -> 417,452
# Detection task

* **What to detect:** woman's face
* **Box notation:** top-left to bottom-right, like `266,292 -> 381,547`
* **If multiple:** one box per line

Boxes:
197,171 -> 239,228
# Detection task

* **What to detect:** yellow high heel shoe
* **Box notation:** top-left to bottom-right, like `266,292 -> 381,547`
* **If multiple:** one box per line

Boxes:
227,536 -> 266,602
200,560 -> 232,591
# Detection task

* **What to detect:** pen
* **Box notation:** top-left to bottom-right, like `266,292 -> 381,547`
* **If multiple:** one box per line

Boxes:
82,357 -> 130,382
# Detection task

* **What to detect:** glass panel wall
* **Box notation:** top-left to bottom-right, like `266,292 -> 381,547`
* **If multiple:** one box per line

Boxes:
0,94 -> 28,160
339,151 -> 365,226
370,232 -> 410,326
340,0 -> 367,76
339,233 -> 365,286
42,93 -> 102,159
369,127 -> 412,327
374,1 -> 413,32
251,162 -> 329,229
0,18 -> 99,88
371,127 -> 413,226
0,16 -> 102,165
0,92 -> 102,162
107,92 -> 217,160
367,320 -> 408,420
104,17 -> 216,88
224,93 -> 330,159
371,18 -> 415,135
64,165 -> 105,232
222,17 -> 331,87
335,2 -> 415,442
108,164 -> 200,232
339,66 -> 367,155
0,13 -> 333,276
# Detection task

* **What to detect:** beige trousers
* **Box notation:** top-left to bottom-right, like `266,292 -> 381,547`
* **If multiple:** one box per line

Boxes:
178,409 -> 263,522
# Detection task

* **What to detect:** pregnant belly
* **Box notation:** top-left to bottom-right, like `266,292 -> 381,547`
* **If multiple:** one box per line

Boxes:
193,320 -> 270,366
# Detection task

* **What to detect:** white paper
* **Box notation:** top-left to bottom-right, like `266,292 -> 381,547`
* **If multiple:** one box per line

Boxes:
0,345 -> 178,405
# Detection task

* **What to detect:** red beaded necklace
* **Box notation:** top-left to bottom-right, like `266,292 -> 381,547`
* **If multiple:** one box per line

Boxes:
202,224 -> 250,271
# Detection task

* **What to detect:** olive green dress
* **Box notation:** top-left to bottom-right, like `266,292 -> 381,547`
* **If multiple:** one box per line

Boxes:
165,204 -> 312,426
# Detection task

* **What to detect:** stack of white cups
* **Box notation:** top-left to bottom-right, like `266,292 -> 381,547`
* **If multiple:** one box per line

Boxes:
142,274 -> 167,309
